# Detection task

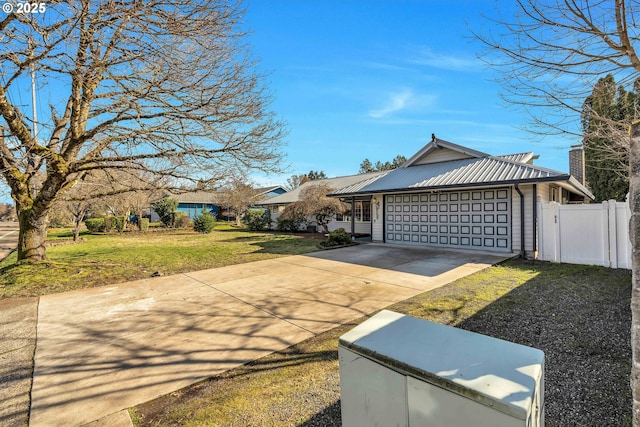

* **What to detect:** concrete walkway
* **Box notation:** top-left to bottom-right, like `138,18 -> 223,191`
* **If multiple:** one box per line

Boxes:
28,244 -> 510,426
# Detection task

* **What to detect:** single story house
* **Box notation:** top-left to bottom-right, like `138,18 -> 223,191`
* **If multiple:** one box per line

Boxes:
260,137 -> 593,258
330,137 -> 593,258
152,185 -> 287,221
257,171 -> 387,234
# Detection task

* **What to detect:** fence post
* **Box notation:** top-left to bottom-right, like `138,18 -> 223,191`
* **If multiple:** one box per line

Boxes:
607,200 -> 618,268
553,202 -> 561,263
536,196 -> 544,261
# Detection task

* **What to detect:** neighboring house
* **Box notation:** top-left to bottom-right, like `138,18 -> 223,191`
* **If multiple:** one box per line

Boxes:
256,172 -> 387,234
152,185 -> 287,221
329,137 -> 593,258
256,185 -> 288,200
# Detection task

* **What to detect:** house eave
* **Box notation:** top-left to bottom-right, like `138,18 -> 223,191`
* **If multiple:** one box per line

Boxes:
328,175 -> 594,199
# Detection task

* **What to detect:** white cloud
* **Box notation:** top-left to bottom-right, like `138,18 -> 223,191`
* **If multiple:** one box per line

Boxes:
368,89 -> 414,118
410,49 -> 482,72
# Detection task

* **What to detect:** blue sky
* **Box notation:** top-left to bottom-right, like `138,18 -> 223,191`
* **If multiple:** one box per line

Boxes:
0,1 -> 583,204
245,0 -> 582,186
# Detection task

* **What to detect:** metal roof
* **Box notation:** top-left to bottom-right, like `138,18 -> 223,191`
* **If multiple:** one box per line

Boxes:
497,152 -> 536,164
255,171 -> 387,205
330,156 -> 594,199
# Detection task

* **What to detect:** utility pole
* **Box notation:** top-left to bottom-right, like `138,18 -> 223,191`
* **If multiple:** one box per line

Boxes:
29,37 -> 38,198
630,121 -> 640,425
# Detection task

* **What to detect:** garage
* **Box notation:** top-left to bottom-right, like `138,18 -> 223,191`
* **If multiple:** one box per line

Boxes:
328,137 -> 594,258
384,188 -> 511,252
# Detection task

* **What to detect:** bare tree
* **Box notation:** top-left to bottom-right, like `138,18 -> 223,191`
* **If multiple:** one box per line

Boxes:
218,177 -> 259,226
0,0 -> 286,262
0,203 -> 16,220
285,174 -> 306,191
297,184 -> 348,234
57,168 -> 162,239
475,1 -> 640,422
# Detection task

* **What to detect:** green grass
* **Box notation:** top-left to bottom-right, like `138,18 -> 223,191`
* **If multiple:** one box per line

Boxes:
130,260 -> 632,427
0,224 -> 321,299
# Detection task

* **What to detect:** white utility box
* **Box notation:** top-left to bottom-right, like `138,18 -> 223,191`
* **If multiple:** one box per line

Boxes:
339,310 -> 544,427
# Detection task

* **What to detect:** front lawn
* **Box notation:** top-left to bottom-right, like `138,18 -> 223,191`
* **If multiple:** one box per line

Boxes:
130,260 -> 632,427
0,224 -> 321,299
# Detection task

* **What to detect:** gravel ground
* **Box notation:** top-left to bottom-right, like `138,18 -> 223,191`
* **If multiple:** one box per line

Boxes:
457,266 -> 632,426
303,262 -> 633,427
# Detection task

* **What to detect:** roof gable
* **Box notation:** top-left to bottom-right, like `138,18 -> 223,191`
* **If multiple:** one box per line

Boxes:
403,137 -> 489,167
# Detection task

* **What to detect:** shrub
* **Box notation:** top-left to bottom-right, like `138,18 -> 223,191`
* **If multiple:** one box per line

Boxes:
104,216 -> 116,232
139,217 -> 150,232
175,211 -> 192,229
243,208 -> 270,231
151,197 -> 179,227
193,211 -> 216,233
276,217 -> 298,232
114,216 -> 127,232
325,228 -> 351,247
276,203 -> 307,231
84,217 -> 106,233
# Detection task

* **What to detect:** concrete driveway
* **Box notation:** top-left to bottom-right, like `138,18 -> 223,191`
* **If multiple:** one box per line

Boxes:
29,244 -> 510,426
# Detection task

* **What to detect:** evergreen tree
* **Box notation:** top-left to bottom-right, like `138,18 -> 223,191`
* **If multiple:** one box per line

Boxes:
358,155 -> 407,173
307,170 -> 328,180
582,75 -> 638,202
359,159 -> 374,174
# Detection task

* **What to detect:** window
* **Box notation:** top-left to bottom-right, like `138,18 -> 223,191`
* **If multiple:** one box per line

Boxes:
362,201 -> 371,221
336,201 -> 371,222
336,206 -> 351,222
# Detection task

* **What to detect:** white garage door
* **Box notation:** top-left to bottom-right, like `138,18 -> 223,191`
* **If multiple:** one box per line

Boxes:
385,188 -> 511,252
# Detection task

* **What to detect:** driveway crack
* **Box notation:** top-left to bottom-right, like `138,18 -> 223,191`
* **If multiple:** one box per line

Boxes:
181,273 -> 316,335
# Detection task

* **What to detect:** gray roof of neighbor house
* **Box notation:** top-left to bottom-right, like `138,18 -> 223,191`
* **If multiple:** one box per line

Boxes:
163,185 -> 285,205
255,171 -> 387,205
169,191 -> 221,204
329,138 -> 594,199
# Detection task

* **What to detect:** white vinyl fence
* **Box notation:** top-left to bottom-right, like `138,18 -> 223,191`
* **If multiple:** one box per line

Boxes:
537,199 -> 631,269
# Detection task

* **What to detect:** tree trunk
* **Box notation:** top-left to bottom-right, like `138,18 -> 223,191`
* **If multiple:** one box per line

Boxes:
630,122 -> 640,425
17,207 -> 49,262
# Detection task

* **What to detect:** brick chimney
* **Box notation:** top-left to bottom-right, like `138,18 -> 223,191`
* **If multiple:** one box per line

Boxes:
569,145 -> 585,185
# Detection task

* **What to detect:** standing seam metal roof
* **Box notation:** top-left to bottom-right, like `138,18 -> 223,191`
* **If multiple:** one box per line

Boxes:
330,156 -> 593,198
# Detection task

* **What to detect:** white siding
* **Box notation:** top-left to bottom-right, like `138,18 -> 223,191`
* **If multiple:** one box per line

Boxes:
511,188 -> 521,255
372,194 -> 384,242
413,148 -> 473,165
512,184 -> 545,258
511,185 -> 532,257
267,203 -> 372,234
537,183 -> 551,204
328,220 -> 370,234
